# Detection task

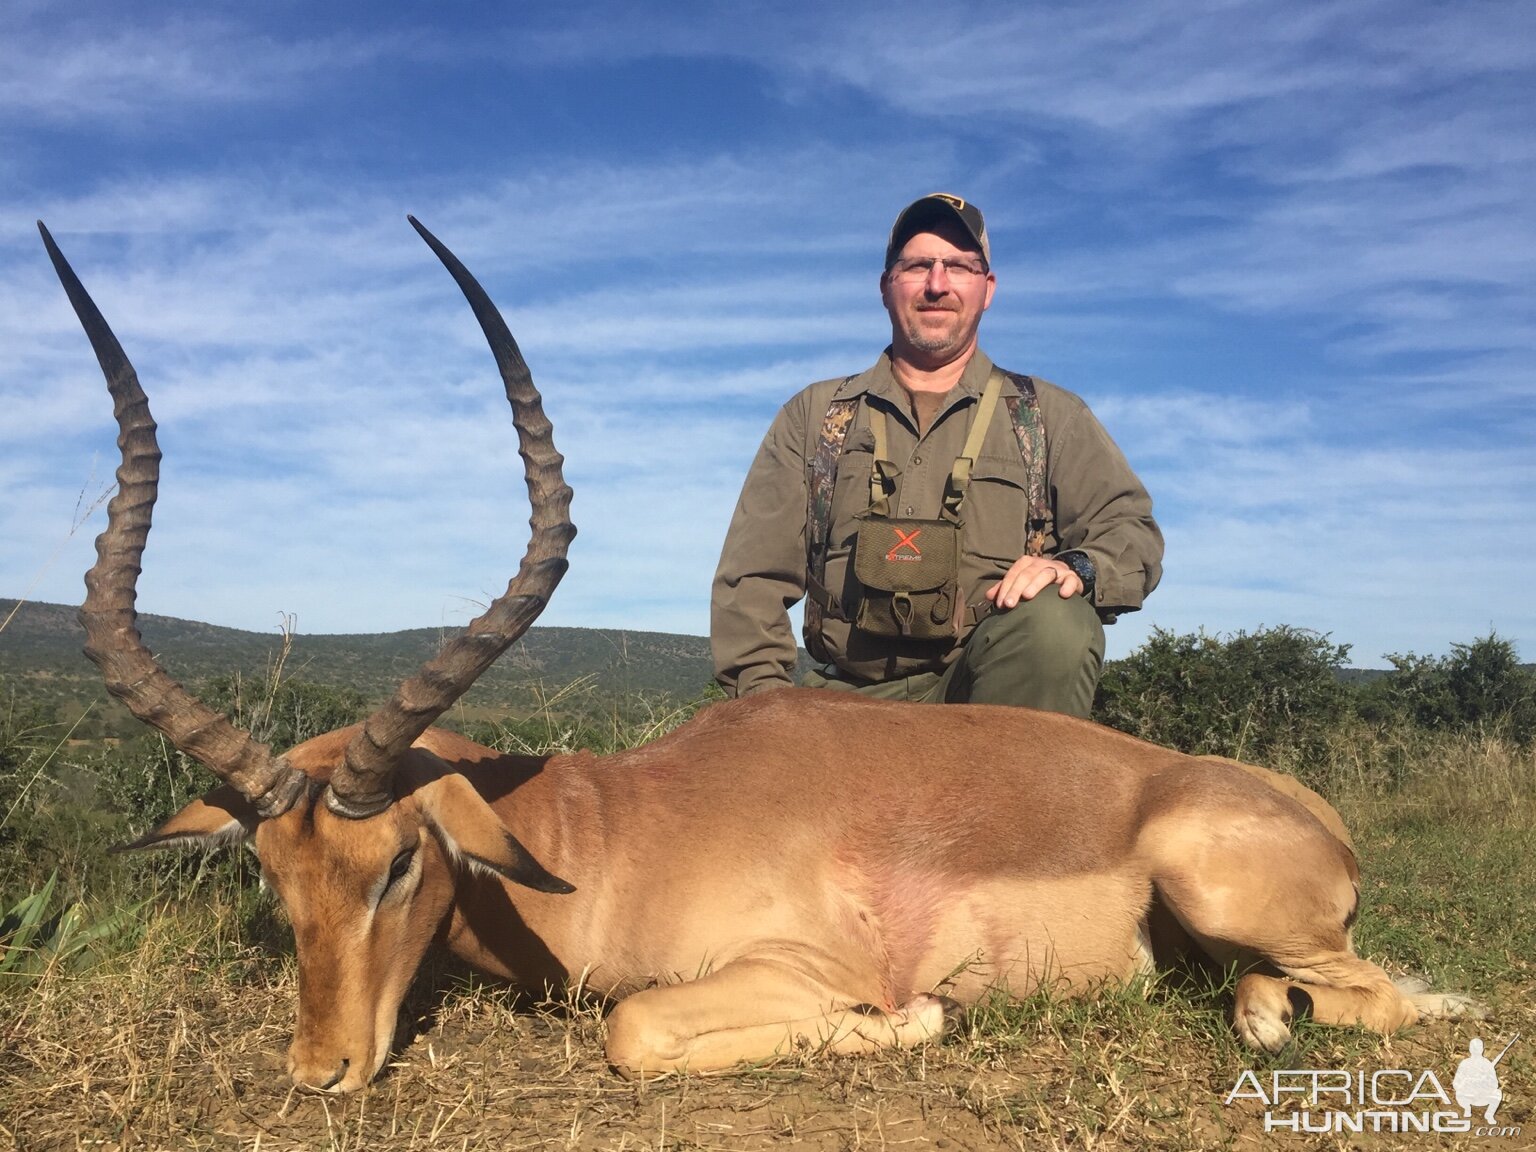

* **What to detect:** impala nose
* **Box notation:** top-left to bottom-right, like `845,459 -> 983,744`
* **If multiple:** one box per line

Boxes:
290,1054 -> 352,1091
315,1059 -> 350,1091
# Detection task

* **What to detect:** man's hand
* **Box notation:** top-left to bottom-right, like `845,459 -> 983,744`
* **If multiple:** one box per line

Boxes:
984,556 -> 1083,610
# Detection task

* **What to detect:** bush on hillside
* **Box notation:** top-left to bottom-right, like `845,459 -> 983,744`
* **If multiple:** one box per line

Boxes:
1093,625 -> 1352,764
200,674 -> 370,751
0,697 -> 63,825
1359,633 -> 1536,745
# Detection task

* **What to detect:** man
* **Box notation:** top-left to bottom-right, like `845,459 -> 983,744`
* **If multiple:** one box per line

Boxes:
711,193 -> 1161,718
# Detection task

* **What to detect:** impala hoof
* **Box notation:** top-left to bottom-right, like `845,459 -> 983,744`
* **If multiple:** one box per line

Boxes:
898,993 -> 967,1041
1233,974 -> 1294,1054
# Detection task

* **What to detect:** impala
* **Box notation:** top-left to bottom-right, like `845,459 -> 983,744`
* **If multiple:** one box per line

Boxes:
40,218 -> 1475,1094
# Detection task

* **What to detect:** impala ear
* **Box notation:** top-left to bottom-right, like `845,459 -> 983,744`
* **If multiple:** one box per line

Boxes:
416,773 -> 574,895
111,785 -> 260,853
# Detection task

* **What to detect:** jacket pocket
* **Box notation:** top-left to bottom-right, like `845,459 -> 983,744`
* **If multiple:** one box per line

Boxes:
963,452 -> 1043,563
828,445 -> 875,550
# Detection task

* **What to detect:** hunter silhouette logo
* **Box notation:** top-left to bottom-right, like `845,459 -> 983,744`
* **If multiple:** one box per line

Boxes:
887,526 -> 923,562
1455,1033 -> 1518,1123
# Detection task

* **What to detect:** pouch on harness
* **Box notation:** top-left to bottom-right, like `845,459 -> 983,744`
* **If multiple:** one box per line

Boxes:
804,368 -> 1048,650
845,369 -> 1005,640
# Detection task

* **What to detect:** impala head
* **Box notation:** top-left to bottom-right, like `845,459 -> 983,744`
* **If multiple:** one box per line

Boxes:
41,218 -> 576,1092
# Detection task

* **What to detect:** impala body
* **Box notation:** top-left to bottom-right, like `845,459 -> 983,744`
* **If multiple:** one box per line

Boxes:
41,218 -> 1475,1094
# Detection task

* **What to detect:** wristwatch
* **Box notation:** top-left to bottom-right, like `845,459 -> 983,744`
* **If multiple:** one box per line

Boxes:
1055,550 -> 1097,599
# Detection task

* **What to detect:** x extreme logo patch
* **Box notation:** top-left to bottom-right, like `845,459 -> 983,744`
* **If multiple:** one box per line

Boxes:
886,526 -> 923,562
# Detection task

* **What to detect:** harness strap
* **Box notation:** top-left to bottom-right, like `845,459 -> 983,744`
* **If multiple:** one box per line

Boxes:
1002,372 -> 1049,557
805,388 -> 860,637
863,366 -> 1007,522
943,367 -> 1006,519
803,368 -> 1047,638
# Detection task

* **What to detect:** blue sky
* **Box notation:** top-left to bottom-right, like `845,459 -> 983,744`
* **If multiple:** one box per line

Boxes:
3,1 -> 1533,667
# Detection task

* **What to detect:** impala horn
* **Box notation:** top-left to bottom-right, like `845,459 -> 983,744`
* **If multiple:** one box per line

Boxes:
41,220 -> 306,818
44,217 -> 575,822
326,217 -> 575,818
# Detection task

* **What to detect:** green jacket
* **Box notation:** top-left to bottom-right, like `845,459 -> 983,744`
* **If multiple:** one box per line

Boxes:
711,349 -> 1163,695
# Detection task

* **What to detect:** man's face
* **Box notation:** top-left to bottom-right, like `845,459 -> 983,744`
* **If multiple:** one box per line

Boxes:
881,218 -> 996,369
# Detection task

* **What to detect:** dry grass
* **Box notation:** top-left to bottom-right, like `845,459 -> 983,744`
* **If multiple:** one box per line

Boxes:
3,732 -> 1534,1151
5,943 -> 1526,1151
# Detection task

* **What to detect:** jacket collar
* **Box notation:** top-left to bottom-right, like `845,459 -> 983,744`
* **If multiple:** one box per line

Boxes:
832,348 -> 1015,406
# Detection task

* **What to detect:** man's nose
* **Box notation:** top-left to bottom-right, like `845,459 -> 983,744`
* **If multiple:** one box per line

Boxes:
922,263 -> 953,293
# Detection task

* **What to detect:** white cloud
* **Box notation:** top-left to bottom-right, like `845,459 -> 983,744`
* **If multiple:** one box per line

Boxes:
3,1 -> 1532,674
0,15 -> 403,127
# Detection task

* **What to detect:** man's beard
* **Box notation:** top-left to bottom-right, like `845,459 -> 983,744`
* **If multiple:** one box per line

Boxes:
901,306 -> 962,354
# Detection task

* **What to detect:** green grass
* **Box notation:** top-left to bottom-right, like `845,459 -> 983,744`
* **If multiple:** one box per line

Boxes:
1,721 -> 1531,1150
1351,816 -> 1536,992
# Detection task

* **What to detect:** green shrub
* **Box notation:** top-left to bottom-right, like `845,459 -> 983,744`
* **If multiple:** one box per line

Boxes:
0,696 -> 76,879
200,674 -> 369,750
0,694 -> 61,811
1359,633 -> 1536,745
1093,625 -> 1352,764
0,871 -> 144,977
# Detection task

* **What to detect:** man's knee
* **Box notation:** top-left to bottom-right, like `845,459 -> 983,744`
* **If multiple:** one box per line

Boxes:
946,593 -> 1105,715
976,593 -> 1101,663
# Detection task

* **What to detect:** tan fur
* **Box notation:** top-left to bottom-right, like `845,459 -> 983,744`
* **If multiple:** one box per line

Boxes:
70,217 -> 1451,1091
144,692 -> 1472,1089
1199,754 -> 1356,855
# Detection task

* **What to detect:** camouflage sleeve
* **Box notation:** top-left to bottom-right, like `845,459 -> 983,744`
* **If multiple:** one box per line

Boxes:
710,395 -> 811,696
1044,393 -> 1163,619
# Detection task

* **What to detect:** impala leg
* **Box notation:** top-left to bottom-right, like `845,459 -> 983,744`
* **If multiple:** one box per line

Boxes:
603,956 -> 956,1078
1146,803 -> 1450,1051
1233,953 -> 1488,1052
1231,956 -> 1418,1052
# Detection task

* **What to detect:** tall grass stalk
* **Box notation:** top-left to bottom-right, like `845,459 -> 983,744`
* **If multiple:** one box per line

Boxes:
1,689 -> 1532,1148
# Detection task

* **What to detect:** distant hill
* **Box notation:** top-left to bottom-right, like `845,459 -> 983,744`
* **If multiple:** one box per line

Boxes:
1,597 -> 733,736
1334,667 -> 1389,686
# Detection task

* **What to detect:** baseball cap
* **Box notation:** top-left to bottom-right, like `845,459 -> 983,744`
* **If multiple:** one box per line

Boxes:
885,193 -> 990,269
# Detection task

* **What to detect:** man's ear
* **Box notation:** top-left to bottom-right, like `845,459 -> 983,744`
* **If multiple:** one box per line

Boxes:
414,773 -> 574,895
111,785 -> 259,853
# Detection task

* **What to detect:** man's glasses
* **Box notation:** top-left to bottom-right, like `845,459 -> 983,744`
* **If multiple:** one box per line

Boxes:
887,256 -> 990,284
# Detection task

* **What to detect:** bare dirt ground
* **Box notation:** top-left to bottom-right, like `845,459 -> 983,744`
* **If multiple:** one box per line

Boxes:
4,948 -> 1530,1152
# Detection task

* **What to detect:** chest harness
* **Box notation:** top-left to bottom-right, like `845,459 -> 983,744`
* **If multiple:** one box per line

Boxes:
804,368 -> 1049,653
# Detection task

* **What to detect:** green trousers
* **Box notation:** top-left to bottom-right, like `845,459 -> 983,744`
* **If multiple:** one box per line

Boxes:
801,592 -> 1105,718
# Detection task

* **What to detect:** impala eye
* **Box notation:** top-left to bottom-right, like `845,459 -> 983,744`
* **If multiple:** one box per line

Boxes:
384,847 -> 415,891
